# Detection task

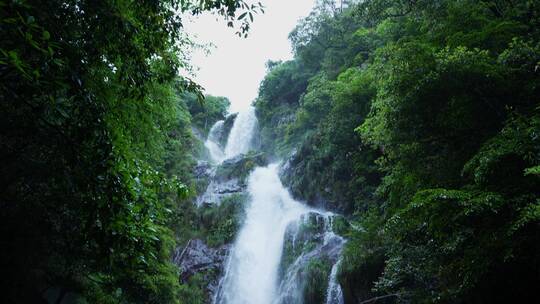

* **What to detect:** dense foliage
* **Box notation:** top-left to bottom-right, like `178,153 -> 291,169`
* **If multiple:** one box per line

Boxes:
0,0 -> 258,303
184,92 -> 230,136
3,0 -> 539,302
254,0 -> 540,303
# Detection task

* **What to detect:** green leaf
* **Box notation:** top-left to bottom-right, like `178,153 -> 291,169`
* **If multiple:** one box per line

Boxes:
237,12 -> 247,20
524,165 -> 540,176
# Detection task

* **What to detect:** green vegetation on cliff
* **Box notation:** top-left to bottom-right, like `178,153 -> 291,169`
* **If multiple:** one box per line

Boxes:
254,0 -> 540,303
184,92 -> 231,136
0,0 -> 260,303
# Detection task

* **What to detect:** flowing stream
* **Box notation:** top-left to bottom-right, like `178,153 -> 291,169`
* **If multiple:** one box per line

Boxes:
202,107 -> 345,304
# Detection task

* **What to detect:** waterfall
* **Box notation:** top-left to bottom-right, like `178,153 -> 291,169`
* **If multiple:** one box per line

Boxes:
205,120 -> 225,163
203,106 -> 345,304
224,106 -> 257,159
214,164 -> 346,304
215,164 -> 310,304
204,107 -> 257,164
198,108 -> 257,206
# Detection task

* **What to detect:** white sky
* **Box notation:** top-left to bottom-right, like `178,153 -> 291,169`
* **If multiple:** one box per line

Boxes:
184,0 -> 315,113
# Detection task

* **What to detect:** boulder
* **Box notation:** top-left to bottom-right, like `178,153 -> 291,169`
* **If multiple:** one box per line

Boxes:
173,239 -> 231,300
215,151 -> 267,183
196,179 -> 245,206
194,160 -> 213,179
195,152 -> 266,206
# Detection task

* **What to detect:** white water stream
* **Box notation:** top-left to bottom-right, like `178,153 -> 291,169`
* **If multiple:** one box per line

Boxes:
205,120 -> 226,163
326,257 -> 345,304
216,164 -> 310,304
204,107 -> 258,164
224,106 -> 258,160
201,107 -> 345,304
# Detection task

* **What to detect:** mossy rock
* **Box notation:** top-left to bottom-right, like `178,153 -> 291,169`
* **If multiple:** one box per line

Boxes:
279,234 -> 305,278
215,151 -> 267,183
199,193 -> 248,247
279,213 -> 335,279
302,257 -> 332,304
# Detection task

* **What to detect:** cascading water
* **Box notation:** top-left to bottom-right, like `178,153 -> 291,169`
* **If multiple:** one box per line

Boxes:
273,214 -> 345,304
224,106 -> 257,159
215,164 -> 310,304
214,164 -> 346,304
197,108 -> 258,206
205,120 -> 225,163
199,106 -> 345,304
203,106 -> 257,164
326,257 -> 345,304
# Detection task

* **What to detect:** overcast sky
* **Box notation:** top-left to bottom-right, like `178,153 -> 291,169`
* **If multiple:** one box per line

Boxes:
184,0 -> 315,113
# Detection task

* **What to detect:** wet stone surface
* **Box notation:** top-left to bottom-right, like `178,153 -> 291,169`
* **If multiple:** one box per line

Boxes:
173,239 -> 231,301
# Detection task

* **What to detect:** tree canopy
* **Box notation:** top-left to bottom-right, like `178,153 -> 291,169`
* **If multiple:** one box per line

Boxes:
254,0 -> 540,302
0,0 -> 258,303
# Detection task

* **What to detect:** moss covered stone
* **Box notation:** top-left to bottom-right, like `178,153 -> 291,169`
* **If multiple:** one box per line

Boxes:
302,257 -> 332,304
215,151 -> 267,183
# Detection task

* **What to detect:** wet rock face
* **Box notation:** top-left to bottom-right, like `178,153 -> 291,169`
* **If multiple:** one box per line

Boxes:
279,149 -> 327,209
215,152 -> 267,183
214,179 -> 244,194
276,212 -> 346,304
280,213 -> 344,273
197,152 -> 267,206
197,179 -> 245,206
173,239 -> 231,301
193,160 -> 215,197
219,113 -> 238,148
194,161 -> 213,179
